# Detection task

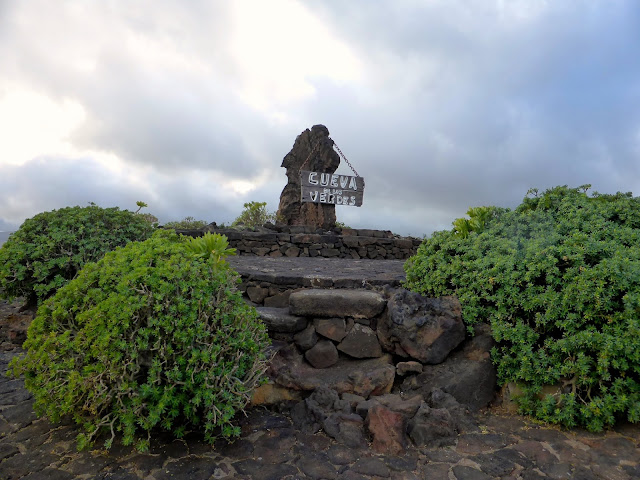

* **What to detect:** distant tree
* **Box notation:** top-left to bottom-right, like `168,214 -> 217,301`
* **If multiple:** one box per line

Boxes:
232,202 -> 275,229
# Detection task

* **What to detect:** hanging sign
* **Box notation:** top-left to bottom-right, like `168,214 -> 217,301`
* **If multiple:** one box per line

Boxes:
300,170 -> 365,207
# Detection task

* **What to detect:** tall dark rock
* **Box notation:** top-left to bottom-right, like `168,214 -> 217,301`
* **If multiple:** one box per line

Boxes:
277,125 -> 340,229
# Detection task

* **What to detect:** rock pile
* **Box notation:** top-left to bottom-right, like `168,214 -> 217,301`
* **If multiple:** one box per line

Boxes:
252,287 -> 498,454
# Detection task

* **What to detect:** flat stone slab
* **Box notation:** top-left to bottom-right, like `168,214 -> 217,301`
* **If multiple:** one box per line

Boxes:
256,307 -> 308,333
227,256 -> 406,288
289,289 -> 386,318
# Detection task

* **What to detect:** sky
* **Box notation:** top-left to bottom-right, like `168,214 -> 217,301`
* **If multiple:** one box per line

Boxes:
1,1 -> 639,238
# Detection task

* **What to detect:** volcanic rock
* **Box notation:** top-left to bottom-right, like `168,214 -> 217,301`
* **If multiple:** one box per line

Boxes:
305,340 -> 339,369
377,289 -> 465,364
399,324 -> 497,410
277,125 -> 340,230
257,307 -> 308,333
268,344 -> 395,398
337,323 -> 383,358
289,289 -> 386,319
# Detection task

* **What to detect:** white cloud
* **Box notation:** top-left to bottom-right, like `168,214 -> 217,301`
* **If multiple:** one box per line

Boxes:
0,88 -> 86,166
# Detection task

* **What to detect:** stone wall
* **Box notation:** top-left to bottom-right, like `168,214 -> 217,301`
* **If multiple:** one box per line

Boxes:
176,225 -> 421,260
252,287 -> 498,453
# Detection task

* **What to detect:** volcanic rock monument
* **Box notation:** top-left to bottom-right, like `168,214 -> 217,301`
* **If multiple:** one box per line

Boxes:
277,124 -> 340,230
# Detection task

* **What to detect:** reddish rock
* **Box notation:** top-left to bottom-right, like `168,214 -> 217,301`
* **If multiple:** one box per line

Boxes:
250,383 -> 302,406
0,312 -> 33,347
366,404 -> 407,455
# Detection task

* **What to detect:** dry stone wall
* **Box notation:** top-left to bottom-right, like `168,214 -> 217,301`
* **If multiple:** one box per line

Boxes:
254,287 -> 496,410
251,287 -> 498,453
177,225 -> 421,260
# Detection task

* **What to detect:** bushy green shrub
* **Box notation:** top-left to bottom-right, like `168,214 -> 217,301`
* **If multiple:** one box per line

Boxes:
184,232 -> 237,263
404,185 -> 640,431
164,216 -> 209,229
0,205 -> 154,305
232,201 -> 276,229
10,230 -> 270,451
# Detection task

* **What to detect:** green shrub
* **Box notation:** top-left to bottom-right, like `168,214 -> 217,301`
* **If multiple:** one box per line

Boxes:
10,230 -> 270,451
184,232 -> 237,263
232,201 -> 276,229
0,205 -> 154,305
164,216 -> 209,230
404,185 -> 640,431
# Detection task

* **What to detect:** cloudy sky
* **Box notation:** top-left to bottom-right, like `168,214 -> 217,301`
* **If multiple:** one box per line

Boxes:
1,1 -> 639,237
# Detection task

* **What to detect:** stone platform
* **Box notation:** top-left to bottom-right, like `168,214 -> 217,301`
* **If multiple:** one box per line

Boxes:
228,256 -> 407,290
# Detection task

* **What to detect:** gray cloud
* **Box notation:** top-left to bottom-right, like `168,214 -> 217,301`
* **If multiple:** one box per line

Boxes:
1,1 -> 639,238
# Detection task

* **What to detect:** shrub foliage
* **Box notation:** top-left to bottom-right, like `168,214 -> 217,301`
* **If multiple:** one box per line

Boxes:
164,216 -> 209,230
0,205 -> 154,305
10,230 -> 270,451
404,185 -> 640,431
232,201 -> 276,229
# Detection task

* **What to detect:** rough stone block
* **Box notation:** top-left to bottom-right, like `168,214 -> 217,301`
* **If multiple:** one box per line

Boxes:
257,307 -> 308,333
264,290 -> 293,308
246,286 -> 269,304
294,324 -> 318,351
289,289 -> 386,319
377,289 -> 465,364
305,340 -> 339,369
284,246 -> 301,257
407,403 -> 457,447
314,318 -> 348,342
337,324 -> 383,358
396,361 -> 424,376
399,324 -> 497,410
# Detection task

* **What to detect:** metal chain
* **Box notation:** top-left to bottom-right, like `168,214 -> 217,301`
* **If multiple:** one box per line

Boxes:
332,141 -> 360,177
300,141 -> 319,172
300,138 -> 360,178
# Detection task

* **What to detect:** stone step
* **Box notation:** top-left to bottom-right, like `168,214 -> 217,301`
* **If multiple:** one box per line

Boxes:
289,289 -> 386,318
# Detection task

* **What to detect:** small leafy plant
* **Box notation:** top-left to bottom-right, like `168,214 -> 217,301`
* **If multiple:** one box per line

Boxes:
10,229 -> 270,451
452,206 -> 496,238
0,205 -> 154,305
405,185 -> 640,431
184,232 -> 237,263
